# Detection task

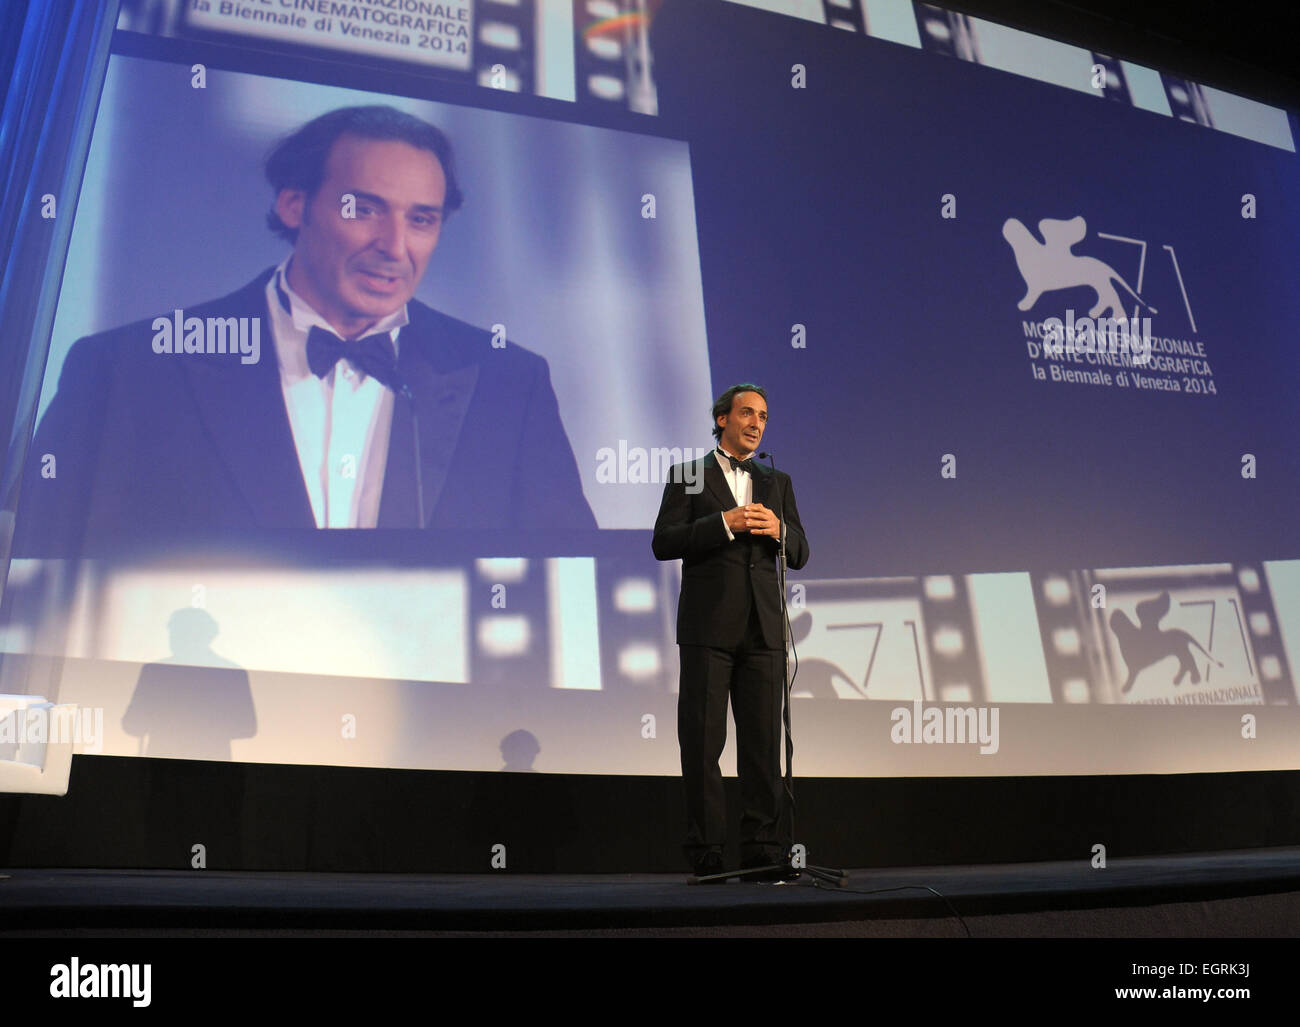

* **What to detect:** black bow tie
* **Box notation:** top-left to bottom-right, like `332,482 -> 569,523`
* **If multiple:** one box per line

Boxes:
306,325 -> 402,392
719,451 -> 757,475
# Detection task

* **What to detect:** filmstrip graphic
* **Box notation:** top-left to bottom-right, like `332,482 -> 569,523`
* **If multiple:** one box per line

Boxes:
539,559 -> 992,699
574,0 -> 659,114
593,549 -> 676,692
820,0 -> 867,33
476,547 -> 676,692
722,0 -> 1293,151
116,0 -> 662,113
915,3 -> 979,62
786,576 -> 985,703
1091,52 -> 1133,107
477,545 -> 682,693
471,557 -> 555,688
477,0 -> 538,92
1163,76 -> 1213,126
1031,563 -> 1295,705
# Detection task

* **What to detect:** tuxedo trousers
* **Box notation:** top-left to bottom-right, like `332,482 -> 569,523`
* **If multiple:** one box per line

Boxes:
678,604 -> 786,866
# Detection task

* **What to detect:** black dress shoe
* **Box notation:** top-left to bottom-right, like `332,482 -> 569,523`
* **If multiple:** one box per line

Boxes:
691,852 -> 727,883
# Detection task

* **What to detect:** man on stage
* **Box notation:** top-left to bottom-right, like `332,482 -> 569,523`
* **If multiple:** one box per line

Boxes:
652,383 -> 810,881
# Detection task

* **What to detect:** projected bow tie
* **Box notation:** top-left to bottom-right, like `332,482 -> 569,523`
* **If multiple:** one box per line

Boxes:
719,451 -> 757,475
306,325 -> 401,392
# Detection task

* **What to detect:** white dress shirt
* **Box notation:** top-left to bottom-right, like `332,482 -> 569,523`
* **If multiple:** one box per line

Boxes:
266,259 -> 408,528
717,446 -> 752,540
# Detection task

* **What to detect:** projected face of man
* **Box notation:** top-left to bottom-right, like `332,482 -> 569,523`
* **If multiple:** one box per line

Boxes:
273,134 -> 447,340
716,391 -> 768,460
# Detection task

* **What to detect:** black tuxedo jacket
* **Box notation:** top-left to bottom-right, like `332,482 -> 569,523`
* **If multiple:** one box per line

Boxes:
14,268 -> 595,554
652,451 -> 809,649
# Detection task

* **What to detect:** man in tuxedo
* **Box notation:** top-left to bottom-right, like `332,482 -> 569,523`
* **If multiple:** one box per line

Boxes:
15,105 -> 595,554
652,384 -> 809,880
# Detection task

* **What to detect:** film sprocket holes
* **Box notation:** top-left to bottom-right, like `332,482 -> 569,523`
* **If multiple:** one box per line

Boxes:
1032,563 -> 1293,705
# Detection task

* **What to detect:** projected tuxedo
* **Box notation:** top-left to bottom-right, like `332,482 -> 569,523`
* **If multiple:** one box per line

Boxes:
652,450 -> 809,869
15,268 -> 595,553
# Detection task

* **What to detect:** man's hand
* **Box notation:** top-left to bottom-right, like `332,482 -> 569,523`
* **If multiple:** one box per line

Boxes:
726,503 -> 780,537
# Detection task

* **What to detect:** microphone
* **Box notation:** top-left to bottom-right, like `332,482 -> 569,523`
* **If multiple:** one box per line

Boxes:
395,377 -> 425,530
755,452 -> 784,544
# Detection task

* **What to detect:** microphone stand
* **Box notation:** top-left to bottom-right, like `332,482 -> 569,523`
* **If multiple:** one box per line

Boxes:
767,454 -> 845,887
399,383 -> 425,530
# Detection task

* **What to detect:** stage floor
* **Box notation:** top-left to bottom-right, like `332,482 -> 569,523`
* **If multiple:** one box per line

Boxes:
3,847 -> 1299,936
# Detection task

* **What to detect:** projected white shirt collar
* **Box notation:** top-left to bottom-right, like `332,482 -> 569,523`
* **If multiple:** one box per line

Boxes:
265,257 -> 407,528
270,257 -> 408,357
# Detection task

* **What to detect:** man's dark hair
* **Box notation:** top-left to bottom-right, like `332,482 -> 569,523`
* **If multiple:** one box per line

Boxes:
264,105 -> 465,244
711,383 -> 768,441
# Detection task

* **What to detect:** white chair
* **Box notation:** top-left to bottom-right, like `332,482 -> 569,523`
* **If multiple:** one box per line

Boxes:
0,694 -> 77,796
